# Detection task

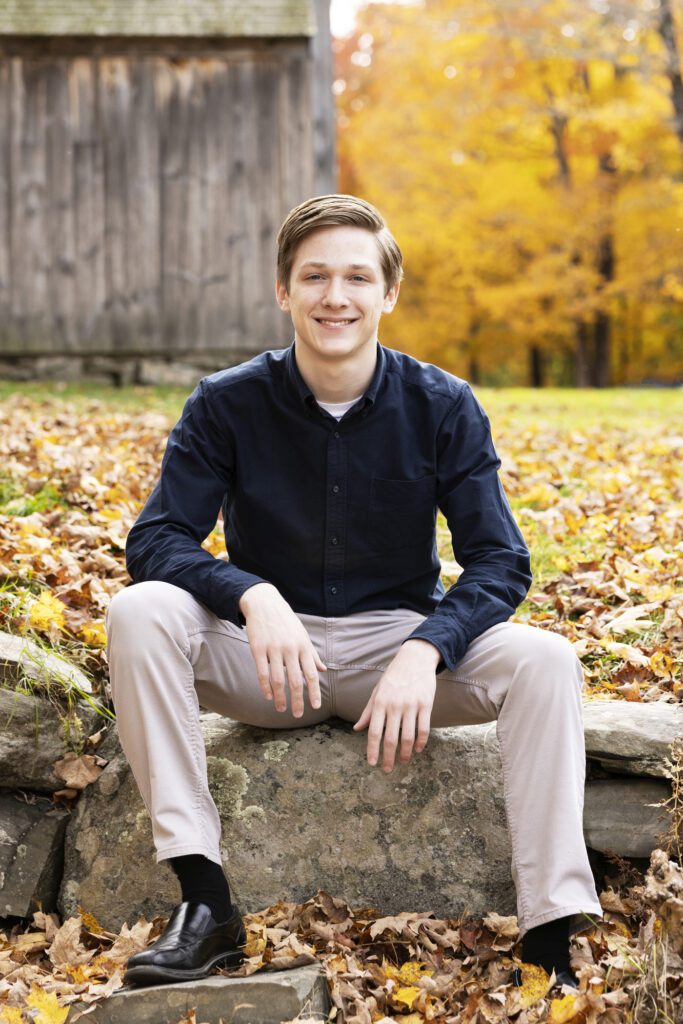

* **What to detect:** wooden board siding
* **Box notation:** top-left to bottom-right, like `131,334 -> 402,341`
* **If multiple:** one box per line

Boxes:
0,42 -> 318,358
0,1 -> 315,39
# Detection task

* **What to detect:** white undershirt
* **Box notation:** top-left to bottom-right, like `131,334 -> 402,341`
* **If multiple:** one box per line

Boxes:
316,396 -> 362,420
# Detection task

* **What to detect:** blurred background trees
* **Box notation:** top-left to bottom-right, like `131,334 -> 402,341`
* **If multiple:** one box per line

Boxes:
334,0 -> 683,385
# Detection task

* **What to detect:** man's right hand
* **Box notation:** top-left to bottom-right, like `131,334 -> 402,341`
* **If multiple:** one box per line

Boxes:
238,583 -> 326,717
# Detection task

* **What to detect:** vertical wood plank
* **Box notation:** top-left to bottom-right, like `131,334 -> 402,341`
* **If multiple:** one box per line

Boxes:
201,58 -> 232,355
310,0 -> 336,195
100,56 -> 132,352
223,56 -> 248,357
44,58 -> 77,350
236,58 -> 261,358
10,59 -> 50,352
125,59 -> 161,350
71,57 -> 107,351
0,61 -> 11,348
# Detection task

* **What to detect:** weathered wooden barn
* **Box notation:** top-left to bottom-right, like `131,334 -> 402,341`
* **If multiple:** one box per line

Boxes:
0,0 -> 335,384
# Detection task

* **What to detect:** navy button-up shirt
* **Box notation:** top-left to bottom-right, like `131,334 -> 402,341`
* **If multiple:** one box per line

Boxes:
126,342 -> 532,672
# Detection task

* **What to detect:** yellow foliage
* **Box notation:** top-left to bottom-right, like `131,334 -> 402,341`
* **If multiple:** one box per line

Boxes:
25,592 -> 66,634
336,0 -> 683,385
393,985 -> 421,1009
79,621 -> 107,647
0,1008 -> 24,1024
24,989 -> 68,1024
549,992 -> 581,1022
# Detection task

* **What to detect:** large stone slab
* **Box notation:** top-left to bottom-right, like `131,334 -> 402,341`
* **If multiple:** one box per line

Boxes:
583,700 -> 683,778
60,716 -> 516,930
76,966 -> 329,1024
0,630 -> 92,694
59,702 -> 682,933
583,779 -> 673,857
0,687 -> 103,792
0,792 -> 70,917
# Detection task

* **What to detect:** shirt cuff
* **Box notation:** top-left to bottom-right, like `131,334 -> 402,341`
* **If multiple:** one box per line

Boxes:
404,618 -> 468,673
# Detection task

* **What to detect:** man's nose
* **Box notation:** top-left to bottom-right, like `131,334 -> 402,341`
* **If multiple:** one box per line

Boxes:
322,277 -> 349,306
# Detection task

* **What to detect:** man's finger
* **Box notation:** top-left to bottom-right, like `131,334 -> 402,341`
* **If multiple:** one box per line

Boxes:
314,649 -> 328,672
254,650 -> 273,700
414,705 -> 431,752
381,710 -> 401,773
399,712 -> 416,764
300,648 -> 322,709
283,650 -> 305,717
366,703 -> 386,766
353,699 -> 372,731
269,655 -> 288,712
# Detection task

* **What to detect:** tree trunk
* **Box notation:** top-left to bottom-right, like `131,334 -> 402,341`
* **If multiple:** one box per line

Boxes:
658,0 -> 683,150
529,345 -> 544,387
592,152 -> 617,387
575,320 -> 591,387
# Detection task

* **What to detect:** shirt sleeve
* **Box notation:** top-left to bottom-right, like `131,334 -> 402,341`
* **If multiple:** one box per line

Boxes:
405,383 -> 532,672
125,378 -> 265,624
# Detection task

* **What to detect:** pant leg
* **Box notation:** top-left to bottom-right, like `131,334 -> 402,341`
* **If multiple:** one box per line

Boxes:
105,581 -> 332,866
330,610 -> 604,939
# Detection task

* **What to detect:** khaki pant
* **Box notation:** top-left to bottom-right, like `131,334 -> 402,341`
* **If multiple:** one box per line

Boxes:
105,580 -> 603,937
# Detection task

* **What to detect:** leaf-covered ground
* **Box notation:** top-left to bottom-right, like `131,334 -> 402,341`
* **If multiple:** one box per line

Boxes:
0,385 -> 681,1023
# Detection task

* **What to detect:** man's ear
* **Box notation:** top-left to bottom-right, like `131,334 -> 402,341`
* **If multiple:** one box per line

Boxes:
382,281 -> 400,314
275,279 -> 291,313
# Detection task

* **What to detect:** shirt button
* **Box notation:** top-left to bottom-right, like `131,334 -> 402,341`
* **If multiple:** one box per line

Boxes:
333,431 -> 340,439
332,484 -> 340,494
331,537 -> 338,545
330,586 -> 338,594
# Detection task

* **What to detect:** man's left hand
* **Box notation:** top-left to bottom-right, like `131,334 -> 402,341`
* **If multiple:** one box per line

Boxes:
353,638 -> 441,772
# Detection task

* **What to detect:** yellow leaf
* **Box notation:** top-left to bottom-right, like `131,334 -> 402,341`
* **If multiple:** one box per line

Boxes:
393,985 -> 421,1009
79,621 -> 107,647
25,988 -> 69,1024
0,1008 -> 25,1024
26,592 -> 66,634
517,962 -> 552,1008
549,992 -> 580,1022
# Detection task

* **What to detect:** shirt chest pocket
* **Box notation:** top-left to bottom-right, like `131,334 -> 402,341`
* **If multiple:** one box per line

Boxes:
366,474 -> 437,552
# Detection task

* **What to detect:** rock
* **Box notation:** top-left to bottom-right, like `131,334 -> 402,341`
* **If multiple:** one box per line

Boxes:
584,779 -> 673,857
136,360 -> 205,388
0,792 -> 70,917
0,630 -> 92,694
83,357 -> 137,386
60,702 -> 683,932
60,717 -> 516,930
0,687 -> 103,791
76,965 -> 329,1024
583,700 -> 683,778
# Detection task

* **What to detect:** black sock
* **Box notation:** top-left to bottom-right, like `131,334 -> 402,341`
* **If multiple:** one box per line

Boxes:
168,854 -> 232,923
521,915 -> 572,977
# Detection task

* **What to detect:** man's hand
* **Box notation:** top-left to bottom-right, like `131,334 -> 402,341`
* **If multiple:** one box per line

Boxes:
239,583 -> 327,717
353,638 -> 441,772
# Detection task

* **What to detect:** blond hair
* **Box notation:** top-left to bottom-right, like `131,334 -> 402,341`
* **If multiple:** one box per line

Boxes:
276,194 -> 403,295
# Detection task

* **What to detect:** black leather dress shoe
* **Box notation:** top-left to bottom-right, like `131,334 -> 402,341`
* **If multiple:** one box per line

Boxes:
123,901 -> 247,987
512,966 -> 578,990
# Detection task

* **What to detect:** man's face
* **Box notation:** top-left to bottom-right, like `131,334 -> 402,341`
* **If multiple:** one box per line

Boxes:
275,225 -> 399,365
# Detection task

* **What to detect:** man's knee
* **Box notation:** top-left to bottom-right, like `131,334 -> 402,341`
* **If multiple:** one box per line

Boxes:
518,625 -> 584,691
105,580 -> 195,640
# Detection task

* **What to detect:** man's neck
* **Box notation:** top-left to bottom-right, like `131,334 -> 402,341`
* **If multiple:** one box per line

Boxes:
294,340 -> 378,404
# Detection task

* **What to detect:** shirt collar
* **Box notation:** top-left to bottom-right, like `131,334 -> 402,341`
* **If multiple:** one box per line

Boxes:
284,340 -> 387,410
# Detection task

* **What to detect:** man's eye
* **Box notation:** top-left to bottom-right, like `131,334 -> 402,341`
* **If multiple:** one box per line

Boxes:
351,276 -> 368,282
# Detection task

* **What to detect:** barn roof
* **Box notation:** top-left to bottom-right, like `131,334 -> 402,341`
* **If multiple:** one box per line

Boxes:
0,0 -> 315,38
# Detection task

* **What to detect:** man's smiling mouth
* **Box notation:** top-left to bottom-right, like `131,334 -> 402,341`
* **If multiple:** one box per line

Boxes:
315,318 -> 358,327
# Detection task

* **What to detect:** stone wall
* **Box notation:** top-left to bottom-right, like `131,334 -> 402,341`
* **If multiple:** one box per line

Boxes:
2,632 -> 680,930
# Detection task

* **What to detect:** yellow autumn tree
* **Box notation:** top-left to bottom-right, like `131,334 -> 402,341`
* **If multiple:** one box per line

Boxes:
334,0 -> 683,385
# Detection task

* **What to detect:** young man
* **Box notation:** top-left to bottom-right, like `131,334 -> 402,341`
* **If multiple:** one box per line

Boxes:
106,194 -> 603,990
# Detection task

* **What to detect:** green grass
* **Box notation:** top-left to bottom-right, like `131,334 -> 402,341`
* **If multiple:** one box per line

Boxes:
475,385 -> 683,430
0,381 -> 681,427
